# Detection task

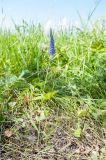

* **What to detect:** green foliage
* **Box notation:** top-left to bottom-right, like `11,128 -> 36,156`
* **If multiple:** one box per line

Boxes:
0,21 -> 106,125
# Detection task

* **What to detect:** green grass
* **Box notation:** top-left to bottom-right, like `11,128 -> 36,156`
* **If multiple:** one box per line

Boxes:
0,20 -> 106,159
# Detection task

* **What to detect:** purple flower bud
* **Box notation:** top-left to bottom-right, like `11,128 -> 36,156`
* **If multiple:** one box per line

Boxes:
49,28 -> 55,55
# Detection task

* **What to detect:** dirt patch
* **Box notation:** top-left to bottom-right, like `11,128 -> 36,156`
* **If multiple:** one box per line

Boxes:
1,118 -> 106,160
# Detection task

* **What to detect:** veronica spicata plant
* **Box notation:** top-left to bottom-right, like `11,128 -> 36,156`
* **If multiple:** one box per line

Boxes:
49,28 -> 55,55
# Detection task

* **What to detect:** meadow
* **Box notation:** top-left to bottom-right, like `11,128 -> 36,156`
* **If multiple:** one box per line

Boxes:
0,21 -> 106,159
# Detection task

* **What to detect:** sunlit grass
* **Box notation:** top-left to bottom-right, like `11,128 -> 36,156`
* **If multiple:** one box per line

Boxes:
0,20 -> 106,159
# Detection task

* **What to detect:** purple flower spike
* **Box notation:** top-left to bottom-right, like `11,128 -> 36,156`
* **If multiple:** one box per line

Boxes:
49,28 -> 55,55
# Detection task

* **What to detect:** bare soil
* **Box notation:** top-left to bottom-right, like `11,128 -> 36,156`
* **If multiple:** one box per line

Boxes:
1,117 -> 106,160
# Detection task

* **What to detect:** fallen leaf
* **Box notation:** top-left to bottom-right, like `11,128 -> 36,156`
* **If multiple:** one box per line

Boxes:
4,129 -> 13,138
23,95 -> 30,105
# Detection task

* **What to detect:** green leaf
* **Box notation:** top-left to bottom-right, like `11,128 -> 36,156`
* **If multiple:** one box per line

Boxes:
36,109 -> 49,122
19,70 -> 31,79
74,122 -> 81,138
100,101 -> 106,107
78,109 -> 89,117
0,114 -> 5,122
91,151 -> 99,160
43,91 -> 58,100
